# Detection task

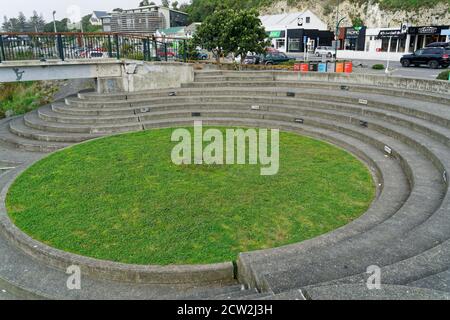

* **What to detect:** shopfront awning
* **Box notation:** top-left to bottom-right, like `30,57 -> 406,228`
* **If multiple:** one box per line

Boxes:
377,29 -> 406,40
408,26 -> 449,35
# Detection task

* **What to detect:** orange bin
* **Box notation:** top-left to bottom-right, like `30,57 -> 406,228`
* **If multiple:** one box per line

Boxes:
300,63 -> 309,72
344,62 -> 353,73
336,62 -> 344,73
293,63 -> 301,72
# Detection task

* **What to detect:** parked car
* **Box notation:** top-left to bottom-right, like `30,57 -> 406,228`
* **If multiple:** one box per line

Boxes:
243,55 -> 261,65
197,51 -> 208,60
400,47 -> 450,69
157,49 -> 176,58
83,50 -> 109,59
260,52 -> 294,65
314,46 -> 336,58
426,42 -> 449,48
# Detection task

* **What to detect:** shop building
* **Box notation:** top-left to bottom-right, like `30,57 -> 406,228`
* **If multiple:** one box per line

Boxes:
407,26 -> 449,51
364,25 -> 449,54
337,27 -> 367,51
260,10 -> 333,53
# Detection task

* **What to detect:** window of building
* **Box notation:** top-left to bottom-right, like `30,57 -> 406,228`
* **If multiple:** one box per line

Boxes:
276,39 -> 286,50
305,17 -> 310,24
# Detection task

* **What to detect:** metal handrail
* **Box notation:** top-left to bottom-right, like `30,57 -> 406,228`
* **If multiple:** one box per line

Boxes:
0,32 -> 188,63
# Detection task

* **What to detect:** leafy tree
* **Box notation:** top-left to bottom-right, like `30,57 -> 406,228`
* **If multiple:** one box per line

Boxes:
193,9 -> 232,64
17,12 -> 27,32
139,0 -> 156,6
223,9 -> 268,64
43,18 -> 69,32
29,11 -> 46,32
172,1 -> 179,10
194,8 -> 268,64
179,38 -> 199,60
162,0 -> 170,8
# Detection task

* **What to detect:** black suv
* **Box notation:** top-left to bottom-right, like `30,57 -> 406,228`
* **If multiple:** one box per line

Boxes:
401,47 -> 450,69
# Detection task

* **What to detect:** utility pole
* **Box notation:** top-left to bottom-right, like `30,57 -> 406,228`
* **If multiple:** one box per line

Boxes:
334,0 -> 340,72
52,11 -> 57,33
385,36 -> 392,75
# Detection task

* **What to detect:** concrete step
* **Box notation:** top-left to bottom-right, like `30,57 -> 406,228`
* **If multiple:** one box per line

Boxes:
0,120 -> 69,153
24,111 -> 144,135
301,284 -> 450,300
9,117 -> 105,143
408,269 -> 450,293
234,115 -> 448,292
66,90 -> 450,130
0,231 -> 240,300
182,80 -> 450,104
39,106 -> 139,125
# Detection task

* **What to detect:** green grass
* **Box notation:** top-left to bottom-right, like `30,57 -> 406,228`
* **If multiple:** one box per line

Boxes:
6,128 -> 375,265
372,64 -> 385,70
0,82 -> 57,119
437,70 -> 450,81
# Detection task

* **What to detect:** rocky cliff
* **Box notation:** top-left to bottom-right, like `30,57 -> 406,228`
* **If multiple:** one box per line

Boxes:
260,0 -> 450,29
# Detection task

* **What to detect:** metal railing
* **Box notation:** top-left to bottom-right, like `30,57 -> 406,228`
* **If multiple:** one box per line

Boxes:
0,32 -> 188,63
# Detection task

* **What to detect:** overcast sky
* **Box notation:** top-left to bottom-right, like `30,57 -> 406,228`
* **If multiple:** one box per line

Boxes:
2,0 -> 188,22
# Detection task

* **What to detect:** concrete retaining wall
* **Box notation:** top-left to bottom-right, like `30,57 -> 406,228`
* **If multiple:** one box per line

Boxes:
97,62 -> 195,93
0,60 -> 123,83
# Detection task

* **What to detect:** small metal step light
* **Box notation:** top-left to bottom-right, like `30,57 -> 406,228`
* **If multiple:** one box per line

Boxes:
384,145 -> 393,156
359,99 -> 368,105
140,107 -> 150,113
192,112 -> 201,117
443,171 -> 448,184
287,92 -> 296,97
340,85 -> 350,91
251,105 -> 261,111
169,92 -> 177,96
294,118 -> 304,124
359,120 -> 368,128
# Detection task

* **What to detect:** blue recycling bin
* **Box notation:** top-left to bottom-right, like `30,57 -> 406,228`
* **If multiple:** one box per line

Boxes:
318,62 -> 328,73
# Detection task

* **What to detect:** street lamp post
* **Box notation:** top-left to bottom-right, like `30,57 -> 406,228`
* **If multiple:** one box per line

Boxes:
334,0 -> 341,72
52,11 -> 57,33
334,17 -> 346,72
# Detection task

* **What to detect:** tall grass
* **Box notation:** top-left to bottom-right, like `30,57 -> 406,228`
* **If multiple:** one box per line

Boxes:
0,82 -> 57,119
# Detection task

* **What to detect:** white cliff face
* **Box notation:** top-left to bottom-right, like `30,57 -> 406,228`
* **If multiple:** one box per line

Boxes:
260,0 -> 450,29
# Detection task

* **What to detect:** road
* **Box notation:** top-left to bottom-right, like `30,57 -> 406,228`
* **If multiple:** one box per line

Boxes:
288,53 -> 447,80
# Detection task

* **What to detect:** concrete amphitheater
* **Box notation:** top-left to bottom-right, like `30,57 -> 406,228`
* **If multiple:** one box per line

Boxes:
1,67 -> 450,300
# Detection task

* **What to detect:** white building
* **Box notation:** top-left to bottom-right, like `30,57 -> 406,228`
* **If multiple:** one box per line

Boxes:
260,10 -> 332,53
90,11 -> 109,26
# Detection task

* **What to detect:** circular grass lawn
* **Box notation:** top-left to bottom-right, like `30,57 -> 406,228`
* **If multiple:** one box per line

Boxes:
6,128 -> 375,265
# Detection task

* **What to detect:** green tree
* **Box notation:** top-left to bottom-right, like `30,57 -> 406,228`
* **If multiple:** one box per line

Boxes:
29,11 -> 46,32
179,39 -> 199,60
223,9 -> 268,64
193,8 -> 232,64
43,18 -> 69,32
17,12 -> 27,32
194,8 -> 268,64
162,0 -> 170,8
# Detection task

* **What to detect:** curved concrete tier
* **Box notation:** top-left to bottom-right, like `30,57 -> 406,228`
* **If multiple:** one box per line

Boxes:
0,70 -> 449,300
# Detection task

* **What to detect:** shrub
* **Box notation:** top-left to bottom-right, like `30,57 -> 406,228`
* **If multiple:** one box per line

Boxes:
0,82 -> 57,119
372,64 -> 385,70
437,70 -> 450,81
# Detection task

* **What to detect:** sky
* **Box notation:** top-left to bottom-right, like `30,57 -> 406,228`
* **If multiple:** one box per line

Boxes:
2,0 -> 188,22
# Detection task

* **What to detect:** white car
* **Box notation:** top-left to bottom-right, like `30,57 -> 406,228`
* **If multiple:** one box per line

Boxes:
314,46 -> 336,58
